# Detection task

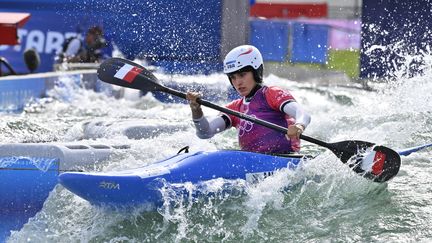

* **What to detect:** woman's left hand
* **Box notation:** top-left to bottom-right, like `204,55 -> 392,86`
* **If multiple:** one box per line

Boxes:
286,124 -> 304,139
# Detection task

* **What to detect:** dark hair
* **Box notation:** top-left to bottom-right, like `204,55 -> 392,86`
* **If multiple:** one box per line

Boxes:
227,65 -> 264,85
87,26 -> 107,51
87,26 -> 103,36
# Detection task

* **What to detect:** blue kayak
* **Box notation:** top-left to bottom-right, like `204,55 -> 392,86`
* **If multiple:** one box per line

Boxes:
59,150 -> 305,208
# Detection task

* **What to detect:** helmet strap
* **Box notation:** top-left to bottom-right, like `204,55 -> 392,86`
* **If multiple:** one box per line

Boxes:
245,83 -> 262,101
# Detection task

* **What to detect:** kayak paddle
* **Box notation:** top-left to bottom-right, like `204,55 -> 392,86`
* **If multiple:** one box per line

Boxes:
97,58 -> 401,183
398,142 -> 432,156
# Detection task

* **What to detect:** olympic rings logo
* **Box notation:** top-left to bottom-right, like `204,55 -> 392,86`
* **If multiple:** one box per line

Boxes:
238,115 -> 255,137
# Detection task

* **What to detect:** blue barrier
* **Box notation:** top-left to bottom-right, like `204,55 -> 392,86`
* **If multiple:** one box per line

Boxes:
249,20 -> 329,64
250,20 -> 289,62
1,0 -> 331,75
0,71 -> 98,112
290,23 -> 329,64
0,77 -> 45,112
0,10 -> 110,73
0,0 -> 223,74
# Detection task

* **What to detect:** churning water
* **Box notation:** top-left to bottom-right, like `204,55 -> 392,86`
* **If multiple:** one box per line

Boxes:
2,65 -> 432,242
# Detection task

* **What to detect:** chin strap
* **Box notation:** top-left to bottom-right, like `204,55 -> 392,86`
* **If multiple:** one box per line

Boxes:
244,84 -> 262,101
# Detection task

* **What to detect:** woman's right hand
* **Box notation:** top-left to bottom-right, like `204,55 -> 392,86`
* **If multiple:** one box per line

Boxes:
186,92 -> 201,111
186,92 -> 204,119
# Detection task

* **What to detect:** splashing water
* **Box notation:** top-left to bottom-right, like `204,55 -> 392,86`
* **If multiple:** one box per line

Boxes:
3,62 -> 432,242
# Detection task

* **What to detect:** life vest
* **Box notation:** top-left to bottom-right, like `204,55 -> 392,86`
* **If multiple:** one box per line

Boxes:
225,86 -> 300,153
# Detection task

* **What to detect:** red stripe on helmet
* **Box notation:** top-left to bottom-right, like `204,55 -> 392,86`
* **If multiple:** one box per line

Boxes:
237,47 -> 253,57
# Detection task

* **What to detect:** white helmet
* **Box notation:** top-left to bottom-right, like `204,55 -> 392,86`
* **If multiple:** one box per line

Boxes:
223,45 -> 264,83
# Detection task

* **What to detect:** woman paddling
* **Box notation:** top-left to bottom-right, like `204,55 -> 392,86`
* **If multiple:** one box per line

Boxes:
186,45 -> 311,154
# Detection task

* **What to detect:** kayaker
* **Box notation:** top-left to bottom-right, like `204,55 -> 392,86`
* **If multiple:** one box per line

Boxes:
186,45 -> 311,154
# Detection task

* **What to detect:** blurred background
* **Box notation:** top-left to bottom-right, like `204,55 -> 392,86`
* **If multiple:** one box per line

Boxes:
0,0 -> 362,80
2,0 -> 430,80
1,0 -> 431,109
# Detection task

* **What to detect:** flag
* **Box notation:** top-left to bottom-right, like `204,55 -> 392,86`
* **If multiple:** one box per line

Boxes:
114,63 -> 143,83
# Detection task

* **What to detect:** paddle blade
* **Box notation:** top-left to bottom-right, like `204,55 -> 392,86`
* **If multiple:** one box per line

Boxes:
349,145 -> 401,182
327,140 -> 400,182
97,58 -> 162,92
327,140 -> 374,163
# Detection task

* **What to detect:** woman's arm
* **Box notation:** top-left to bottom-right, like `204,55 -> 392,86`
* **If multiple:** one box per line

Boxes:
193,115 -> 228,139
186,91 -> 229,139
282,101 -> 311,139
282,101 -> 311,129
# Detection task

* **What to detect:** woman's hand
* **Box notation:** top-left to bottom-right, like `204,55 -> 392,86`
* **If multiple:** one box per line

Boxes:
186,91 -> 203,119
286,124 -> 304,139
186,91 -> 201,110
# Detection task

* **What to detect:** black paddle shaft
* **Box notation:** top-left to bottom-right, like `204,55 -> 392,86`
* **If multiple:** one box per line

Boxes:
161,85 -> 321,141
161,84 -> 357,151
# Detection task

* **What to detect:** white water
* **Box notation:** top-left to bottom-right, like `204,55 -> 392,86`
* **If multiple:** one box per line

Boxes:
2,66 -> 432,242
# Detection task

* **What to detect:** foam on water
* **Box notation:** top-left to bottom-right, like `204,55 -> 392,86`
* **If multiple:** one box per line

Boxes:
3,64 -> 432,242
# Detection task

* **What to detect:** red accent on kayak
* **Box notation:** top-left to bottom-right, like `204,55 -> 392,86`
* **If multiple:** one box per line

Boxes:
123,66 -> 143,83
238,47 -> 253,57
371,151 -> 386,175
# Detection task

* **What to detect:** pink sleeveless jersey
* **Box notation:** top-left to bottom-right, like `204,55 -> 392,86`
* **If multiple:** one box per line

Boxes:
225,86 -> 301,153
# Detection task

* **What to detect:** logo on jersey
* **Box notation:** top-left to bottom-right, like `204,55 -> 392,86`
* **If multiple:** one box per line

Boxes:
238,118 -> 254,137
237,105 -> 254,137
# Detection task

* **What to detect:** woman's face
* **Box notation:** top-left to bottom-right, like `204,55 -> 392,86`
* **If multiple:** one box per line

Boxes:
229,71 -> 256,97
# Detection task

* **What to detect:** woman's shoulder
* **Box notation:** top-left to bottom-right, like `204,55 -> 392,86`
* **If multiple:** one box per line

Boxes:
263,85 -> 293,97
263,85 -> 295,108
226,98 -> 243,108
264,85 -> 287,92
